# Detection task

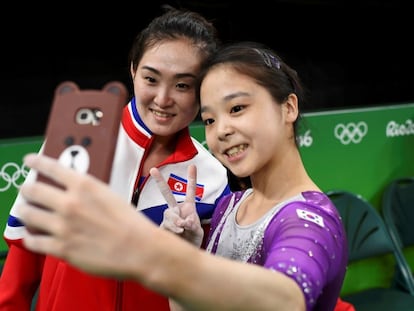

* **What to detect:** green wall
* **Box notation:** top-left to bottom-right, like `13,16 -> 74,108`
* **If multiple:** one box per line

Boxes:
0,136 -> 43,251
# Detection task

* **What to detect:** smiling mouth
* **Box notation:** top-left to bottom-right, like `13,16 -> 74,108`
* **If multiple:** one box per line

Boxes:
225,144 -> 247,157
150,109 -> 175,118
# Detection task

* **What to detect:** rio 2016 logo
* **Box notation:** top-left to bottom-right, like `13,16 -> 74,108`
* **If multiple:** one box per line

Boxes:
297,130 -> 313,147
386,119 -> 414,137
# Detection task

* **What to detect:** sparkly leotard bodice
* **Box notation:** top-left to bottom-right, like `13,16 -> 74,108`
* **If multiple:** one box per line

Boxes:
206,189 -> 348,311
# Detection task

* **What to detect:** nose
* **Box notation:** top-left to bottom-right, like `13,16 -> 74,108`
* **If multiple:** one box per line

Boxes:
154,87 -> 173,108
217,118 -> 234,141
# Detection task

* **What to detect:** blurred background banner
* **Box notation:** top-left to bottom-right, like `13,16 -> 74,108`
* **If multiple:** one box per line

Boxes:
191,102 -> 414,206
0,137 -> 42,249
2,103 -> 413,251
299,103 -> 414,208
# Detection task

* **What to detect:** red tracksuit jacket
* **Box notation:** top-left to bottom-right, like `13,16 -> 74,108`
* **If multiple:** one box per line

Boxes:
0,98 -> 230,310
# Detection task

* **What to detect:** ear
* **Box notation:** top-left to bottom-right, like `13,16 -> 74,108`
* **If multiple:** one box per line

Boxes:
55,81 -> 80,96
130,62 -> 136,80
102,81 -> 128,101
283,93 -> 299,123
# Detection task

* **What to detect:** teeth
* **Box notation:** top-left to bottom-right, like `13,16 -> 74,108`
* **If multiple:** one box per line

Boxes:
152,110 -> 171,118
226,144 -> 246,156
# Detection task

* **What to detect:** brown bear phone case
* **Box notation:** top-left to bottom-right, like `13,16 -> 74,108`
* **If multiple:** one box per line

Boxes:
39,81 -> 128,183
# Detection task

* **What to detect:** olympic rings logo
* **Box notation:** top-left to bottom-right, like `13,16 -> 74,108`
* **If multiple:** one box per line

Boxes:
0,162 -> 29,192
334,122 -> 368,145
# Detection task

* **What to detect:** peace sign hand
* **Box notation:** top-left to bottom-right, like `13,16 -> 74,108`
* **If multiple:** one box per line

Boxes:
150,165 -> 204,247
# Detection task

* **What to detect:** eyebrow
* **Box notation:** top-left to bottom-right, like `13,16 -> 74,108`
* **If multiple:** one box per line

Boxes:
141,65 -> 197,80
200,91 -> 250,113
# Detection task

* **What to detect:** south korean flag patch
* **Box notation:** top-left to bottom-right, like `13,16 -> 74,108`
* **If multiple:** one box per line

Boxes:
296,209 -> 325,228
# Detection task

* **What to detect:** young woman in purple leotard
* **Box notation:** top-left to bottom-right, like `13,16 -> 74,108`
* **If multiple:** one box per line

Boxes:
17,41 -> 348,311
158,41 -> 348,311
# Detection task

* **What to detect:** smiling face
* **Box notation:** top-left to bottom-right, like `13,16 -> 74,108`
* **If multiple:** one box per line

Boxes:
200,65 -> 298,178
130,39 -> 202,139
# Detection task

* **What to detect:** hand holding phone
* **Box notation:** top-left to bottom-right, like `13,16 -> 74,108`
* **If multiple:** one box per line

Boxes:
27,81 -> 128,234
39,81 -> 128,184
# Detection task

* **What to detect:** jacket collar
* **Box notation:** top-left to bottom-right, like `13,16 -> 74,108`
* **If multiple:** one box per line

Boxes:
121,97 -> 198,164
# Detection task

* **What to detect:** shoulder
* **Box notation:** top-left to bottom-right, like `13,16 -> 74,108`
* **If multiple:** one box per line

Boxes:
211,190 -> 247,223
218,190 -> 247,206
270,191 -> 345,238
190,138 -> 212,157
299,191 -> 342,222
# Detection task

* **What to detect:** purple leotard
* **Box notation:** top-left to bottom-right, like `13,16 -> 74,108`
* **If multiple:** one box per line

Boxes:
206,190 -> 348,311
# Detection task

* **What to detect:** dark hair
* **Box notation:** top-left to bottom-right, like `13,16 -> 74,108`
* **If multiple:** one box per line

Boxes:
198,41 -> 305,139
227,169 -> 251,191
128,7 -> 220,72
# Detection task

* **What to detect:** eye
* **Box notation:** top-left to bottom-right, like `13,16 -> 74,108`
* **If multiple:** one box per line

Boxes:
230,105 -> 244,113
144,76 -> 156,83
176,82 -> 190,90
64,136 -> 74,146
202,118 -> 215,126
81,137 -> 92,147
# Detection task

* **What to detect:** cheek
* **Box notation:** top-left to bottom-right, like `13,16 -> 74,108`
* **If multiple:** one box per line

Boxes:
186,102 -> 199,117
133,81 -> 154,103
205,130 -> 217,153
179,94 -> 199,116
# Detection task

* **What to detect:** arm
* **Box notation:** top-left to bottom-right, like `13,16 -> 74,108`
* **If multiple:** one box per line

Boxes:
262,200 -> 347,311
18,154 -> 305,311
0,243 -> 43,310
0,163 -> 45,311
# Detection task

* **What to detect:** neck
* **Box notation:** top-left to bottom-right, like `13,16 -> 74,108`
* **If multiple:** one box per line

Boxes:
250,149 -> 319,202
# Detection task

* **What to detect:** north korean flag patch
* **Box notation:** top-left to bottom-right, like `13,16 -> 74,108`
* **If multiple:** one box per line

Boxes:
296,209 -> 325,227
167,173 -> 204,201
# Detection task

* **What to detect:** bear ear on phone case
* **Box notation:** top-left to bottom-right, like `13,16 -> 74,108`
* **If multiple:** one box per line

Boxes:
40,81 -> 128,184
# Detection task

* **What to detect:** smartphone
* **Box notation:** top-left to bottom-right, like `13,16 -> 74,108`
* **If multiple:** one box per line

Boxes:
38,80 -> 128,184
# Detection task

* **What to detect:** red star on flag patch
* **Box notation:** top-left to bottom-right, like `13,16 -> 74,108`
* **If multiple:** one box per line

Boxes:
167,173 -> 204,201
296,209 -> 325,227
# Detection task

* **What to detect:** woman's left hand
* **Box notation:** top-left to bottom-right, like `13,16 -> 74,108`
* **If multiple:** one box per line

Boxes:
150,165 -> 204,247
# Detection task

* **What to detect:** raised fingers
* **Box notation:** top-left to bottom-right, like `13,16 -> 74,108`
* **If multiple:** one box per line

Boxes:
184,165 -> 196,205
149,167 -> 177,209
161,206 -> 184,234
